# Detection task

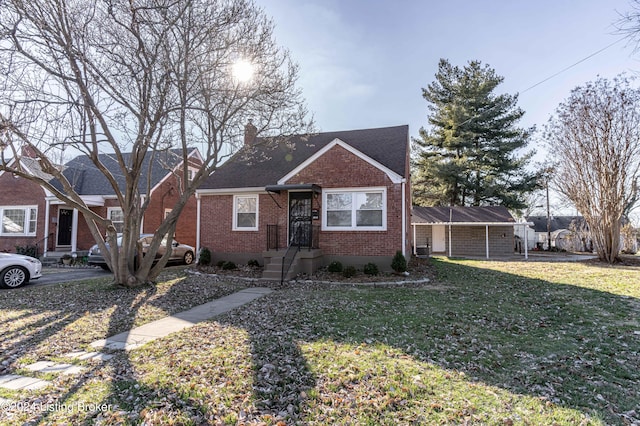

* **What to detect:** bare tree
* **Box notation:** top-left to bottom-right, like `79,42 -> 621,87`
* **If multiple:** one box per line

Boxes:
0,0 -> 311,286
545,76 -> 640,263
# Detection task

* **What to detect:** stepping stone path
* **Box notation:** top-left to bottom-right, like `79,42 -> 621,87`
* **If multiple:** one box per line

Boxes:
0,352 -> 114,392
0,288 -> 272,392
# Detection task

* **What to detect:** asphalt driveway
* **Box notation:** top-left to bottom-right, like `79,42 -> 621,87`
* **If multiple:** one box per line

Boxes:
29,267 -> 112,287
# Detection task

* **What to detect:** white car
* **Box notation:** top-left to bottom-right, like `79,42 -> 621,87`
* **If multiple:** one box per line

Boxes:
0,253 -> 43,289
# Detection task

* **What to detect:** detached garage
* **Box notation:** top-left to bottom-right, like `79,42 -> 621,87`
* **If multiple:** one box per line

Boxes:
412,206 -> 519,259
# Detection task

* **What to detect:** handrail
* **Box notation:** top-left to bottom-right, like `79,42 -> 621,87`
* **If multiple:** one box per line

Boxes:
281,226 -> 302,284
35,232 -> 54,258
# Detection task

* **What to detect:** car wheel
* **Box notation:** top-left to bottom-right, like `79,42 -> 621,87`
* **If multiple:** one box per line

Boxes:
0,266 -> 29,289
183,251 -> 194,265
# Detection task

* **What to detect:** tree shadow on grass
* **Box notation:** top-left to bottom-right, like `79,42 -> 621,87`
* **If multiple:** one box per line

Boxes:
3,259 -> 639,424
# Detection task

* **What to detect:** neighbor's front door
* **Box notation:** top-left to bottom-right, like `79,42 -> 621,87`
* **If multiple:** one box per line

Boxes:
289,192 -> 312,247
57,208 -> 73,247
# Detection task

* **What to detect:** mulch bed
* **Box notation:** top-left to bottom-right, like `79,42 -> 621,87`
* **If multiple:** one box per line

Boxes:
192,256 -> 436,287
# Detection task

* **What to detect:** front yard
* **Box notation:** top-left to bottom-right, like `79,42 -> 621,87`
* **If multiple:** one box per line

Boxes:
0,258 -> 639,425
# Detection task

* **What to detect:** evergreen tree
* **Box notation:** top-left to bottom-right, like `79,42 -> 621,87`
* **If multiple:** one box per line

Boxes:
413,59 -> 537,209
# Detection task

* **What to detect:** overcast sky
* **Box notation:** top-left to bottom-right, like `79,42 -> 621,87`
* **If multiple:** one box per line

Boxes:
260,0 -> 640,140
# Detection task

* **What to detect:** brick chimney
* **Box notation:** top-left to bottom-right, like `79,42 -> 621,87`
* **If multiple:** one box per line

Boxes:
21,144 -> 39,158
244,120 -> 257,146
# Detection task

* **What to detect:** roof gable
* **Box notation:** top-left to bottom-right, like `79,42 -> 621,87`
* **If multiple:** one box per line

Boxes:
199,125 -> 409,190
53,148 -> 197,196
278,138 -> 404,185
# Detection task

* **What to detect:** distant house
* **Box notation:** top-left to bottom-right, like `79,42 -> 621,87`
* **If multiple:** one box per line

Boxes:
196,124 -> 411,279
0,147 -> 201,256
521,216 -> 591,251
411,205 -> 518,258
0,147 -> 52,254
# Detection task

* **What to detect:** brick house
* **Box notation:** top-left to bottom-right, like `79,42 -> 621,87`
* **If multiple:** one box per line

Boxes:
196,124 -> 411,278
411,205 -> 517,258
0,148 -> 51,254
0,147 -> 200,257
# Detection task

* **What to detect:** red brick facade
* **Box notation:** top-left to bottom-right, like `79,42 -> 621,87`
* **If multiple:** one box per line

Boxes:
0,172 -> 47,253
144,175 -> 198,248
199,143 -> 411,267
1,157 -> 199,255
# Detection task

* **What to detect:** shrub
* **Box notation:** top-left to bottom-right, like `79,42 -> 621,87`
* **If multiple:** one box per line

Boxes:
15,245 -> 37,258
216,260 -> 226,268
391,250 -> 407,273
222,261 -> 237,270
363,262 -> 379,276
328,261 -> 343,273
198,247 -> 212,266
342,265 -> 357,278
247,259 -> 260,267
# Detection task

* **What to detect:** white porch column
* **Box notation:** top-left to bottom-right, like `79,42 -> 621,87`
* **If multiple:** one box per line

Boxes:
485,224 -> 490,259
71,208 -> 79,253
524,224 -> 529,260
412,223 -> 417,256
43,199 -> 51,256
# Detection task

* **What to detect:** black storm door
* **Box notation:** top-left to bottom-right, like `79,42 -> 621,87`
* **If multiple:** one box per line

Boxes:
289,192 -> 312,247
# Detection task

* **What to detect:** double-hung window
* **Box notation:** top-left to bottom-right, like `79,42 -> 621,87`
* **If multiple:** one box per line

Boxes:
1,206 -> 37,236
107,207 -> 125,233
233,194 -> 258,230
323,188 -> 386,231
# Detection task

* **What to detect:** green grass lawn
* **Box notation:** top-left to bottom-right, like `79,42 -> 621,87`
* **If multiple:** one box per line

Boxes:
1,259 -> 639,425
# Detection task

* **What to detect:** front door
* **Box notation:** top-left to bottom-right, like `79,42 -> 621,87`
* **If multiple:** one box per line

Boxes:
289,192 -> 312,247
432,225 -> 446,253
57,208 -> 73,247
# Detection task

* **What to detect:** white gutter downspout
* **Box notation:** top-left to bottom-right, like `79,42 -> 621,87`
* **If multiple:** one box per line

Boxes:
401,180 -> 406,257
196,193 -> 201,255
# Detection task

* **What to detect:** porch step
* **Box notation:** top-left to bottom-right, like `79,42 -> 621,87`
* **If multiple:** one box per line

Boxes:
261,256 -> 300,281
40,251 -> 90,265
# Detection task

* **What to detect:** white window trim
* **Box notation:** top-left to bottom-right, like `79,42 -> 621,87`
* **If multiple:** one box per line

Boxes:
322,187 -> 387,231
107,207 -> 124,232
0,205 -> 38,236
233,194 -> 259,231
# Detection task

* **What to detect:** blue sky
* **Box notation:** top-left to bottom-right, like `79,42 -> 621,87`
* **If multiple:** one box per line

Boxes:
260,0 -> 640,140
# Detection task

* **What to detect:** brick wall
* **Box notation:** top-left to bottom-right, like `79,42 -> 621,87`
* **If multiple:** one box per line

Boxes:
144,176 -> 198,247
0,172 -> 47,253
199,144 -> 408,260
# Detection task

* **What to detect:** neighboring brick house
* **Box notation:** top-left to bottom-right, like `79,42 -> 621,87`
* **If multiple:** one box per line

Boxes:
411,206 -> 517,258
0,147 -> 52,254
0,147 -> 201,256
196,124 -> 411,278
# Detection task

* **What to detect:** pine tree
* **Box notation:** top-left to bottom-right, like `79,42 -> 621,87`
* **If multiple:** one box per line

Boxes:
413,59 -> 537,209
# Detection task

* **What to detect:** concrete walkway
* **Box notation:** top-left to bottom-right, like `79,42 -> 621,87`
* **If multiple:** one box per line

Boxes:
90,287 -> 273,351
0,287 -> 273,392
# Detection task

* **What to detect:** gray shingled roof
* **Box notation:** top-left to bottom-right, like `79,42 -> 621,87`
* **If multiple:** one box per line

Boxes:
200,125 -> 409,190
412,206 -> 515,224
52,149 -> 195,195
525,216 -> 587,233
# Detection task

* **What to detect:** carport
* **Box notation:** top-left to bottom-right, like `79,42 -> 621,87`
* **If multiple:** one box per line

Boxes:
411,206 -> 533,259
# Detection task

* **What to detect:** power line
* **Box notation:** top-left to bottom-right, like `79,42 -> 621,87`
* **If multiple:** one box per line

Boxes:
520,36 -> 627,94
